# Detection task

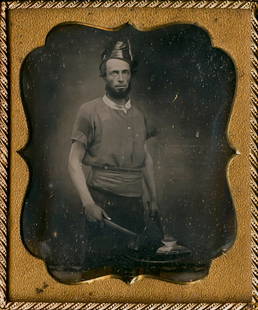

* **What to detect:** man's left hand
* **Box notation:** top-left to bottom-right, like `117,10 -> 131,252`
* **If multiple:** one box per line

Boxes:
149,201 -> 160,217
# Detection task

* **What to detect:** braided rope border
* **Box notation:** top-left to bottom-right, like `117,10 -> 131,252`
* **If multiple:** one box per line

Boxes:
250,7 -> 258,306
3,302 -> 253,310
4,0 -> 256,10
0,1 -> 8,309
0,1 -> 257,309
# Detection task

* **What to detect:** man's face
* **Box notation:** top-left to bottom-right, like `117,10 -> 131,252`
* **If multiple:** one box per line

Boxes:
104,58 -> 131,99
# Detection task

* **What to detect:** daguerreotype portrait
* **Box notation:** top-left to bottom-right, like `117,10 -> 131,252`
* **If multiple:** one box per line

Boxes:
0,0 -> 257,307
21,24 -> 237,284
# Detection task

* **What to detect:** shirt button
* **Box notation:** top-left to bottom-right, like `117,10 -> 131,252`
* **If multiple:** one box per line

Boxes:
128,126 -> 131,130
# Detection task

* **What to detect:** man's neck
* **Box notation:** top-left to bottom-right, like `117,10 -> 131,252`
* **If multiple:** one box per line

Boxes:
106,94 -> 128,106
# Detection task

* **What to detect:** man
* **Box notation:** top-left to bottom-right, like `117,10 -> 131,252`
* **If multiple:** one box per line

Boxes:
68,40 -> 181,265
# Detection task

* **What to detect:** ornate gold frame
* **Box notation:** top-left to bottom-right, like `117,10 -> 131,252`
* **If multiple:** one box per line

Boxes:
0,0 -> 257,308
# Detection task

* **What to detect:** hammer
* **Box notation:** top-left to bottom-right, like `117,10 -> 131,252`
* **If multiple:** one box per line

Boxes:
103,217 -> 162,253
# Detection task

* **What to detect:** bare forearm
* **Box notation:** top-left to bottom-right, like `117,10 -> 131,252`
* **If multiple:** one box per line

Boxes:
68,161 -> 94,206
68,142 -> 109,222
143,153 -> 157,202
68,141 -> 94,206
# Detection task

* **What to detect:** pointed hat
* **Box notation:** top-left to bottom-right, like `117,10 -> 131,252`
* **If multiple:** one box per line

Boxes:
101,40 -> 133,65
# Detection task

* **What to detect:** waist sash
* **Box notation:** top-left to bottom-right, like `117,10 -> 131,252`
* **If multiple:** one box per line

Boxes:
87,165 -> 143,197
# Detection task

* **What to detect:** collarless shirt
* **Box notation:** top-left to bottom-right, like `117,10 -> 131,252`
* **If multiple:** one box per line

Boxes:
71,97 -> 153,197
102,94 -> 131,114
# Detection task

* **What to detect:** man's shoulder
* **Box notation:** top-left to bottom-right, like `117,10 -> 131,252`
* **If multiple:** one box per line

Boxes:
131,103 -> 146,119
78,97 -> 103,115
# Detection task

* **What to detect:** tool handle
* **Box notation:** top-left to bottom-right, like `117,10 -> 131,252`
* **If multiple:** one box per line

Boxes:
103,218 -> 137,237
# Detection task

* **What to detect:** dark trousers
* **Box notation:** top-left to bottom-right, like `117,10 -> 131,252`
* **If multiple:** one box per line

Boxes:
83,187 -> 145,265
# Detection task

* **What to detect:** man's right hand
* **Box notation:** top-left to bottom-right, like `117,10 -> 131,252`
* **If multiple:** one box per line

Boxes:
83,203 -> 111,222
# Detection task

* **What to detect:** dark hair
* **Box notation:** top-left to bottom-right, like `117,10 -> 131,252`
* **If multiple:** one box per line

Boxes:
99,59 -> 138,78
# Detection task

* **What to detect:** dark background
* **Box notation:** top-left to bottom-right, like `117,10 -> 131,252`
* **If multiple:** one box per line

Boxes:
20,23 -> 237,268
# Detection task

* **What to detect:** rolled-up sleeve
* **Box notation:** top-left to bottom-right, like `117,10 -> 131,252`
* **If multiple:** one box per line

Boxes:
144,115 -> 157,140
71,105 -> 93,147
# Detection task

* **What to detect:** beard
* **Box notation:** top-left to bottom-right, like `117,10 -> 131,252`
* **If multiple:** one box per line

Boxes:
105,82 -> 131,100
